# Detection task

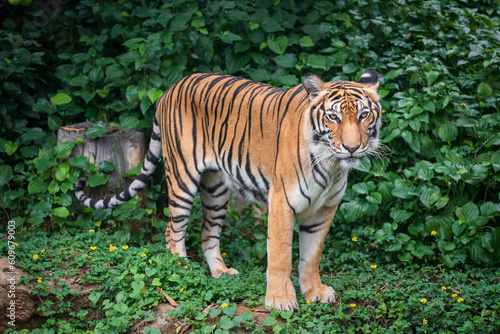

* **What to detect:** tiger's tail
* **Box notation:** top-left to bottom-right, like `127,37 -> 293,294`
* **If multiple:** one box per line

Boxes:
75,117 -> 162,209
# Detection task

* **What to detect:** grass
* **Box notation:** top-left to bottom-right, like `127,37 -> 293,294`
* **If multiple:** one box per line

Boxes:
3,215 -> 500,334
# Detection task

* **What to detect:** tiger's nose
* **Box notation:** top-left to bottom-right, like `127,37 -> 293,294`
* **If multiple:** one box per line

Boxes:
342,143 -> 360,153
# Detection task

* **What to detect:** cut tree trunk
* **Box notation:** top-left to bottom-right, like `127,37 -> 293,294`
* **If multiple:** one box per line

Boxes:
58,122 -> 147,201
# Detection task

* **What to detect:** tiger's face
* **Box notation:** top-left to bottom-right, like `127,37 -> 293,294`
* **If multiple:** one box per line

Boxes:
304,69 -> 382,170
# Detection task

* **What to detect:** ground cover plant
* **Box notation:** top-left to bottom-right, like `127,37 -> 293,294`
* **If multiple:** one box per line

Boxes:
1,0 -> 499,332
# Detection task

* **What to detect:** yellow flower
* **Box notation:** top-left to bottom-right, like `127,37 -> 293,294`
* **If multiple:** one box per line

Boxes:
371,265 -> 378,269
122,245 -> 129,250
423,318 -> 428,324
14,242 -> 18,246
431,231 -> 437,236
461,103 -> 466,106
109,245 -> 117,252
37,277 -> 42,283
33,254 -> 39,259
41,248 -> 45,253
352,237 -> 358,242
221,252 -> 227,257
89,229 -> 95,232
441,286 -> 446,291
221,303 -> 228,308
382,110 -> 386,113
179,288 -> 184,292
141,253 -> 147,257
90,246 -> 96,250
452,293 -> 458,298
306,300 -> 310,305
420,298 -> 427,303
350,303 -> 356,307
457,298 -> 464,303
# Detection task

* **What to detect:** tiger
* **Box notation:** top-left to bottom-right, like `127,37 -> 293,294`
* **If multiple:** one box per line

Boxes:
75,69 -> 382,311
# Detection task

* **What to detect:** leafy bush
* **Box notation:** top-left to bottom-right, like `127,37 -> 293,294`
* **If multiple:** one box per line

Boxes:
1,0 -> 499,277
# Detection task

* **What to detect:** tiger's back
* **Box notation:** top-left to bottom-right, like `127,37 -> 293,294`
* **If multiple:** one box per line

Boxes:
157,72 -> 309,203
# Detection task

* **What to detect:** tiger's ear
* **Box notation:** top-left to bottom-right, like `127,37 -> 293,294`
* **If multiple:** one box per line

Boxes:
358,68 -> 379,90
304,73 -> 325,102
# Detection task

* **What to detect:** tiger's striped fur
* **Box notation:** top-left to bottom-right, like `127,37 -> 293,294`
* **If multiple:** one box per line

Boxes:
75,69 -> 381,311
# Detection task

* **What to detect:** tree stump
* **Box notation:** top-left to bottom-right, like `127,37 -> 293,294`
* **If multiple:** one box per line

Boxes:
58,122 -> 147,201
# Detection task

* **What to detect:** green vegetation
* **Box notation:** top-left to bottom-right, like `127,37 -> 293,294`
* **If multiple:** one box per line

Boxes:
1,0 -> 499,332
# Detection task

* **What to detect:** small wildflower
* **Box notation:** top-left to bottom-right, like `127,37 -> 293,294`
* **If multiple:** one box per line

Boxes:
461,103 -> 466,106
352,237 -> 358,242
371,265 -> 378,269
423,318 -> 428,324
33,254 -> 39,259
382,110 -> 386,113
306,300 -> 310,305
14,242 -> 18,246
179,288 -> 184,292
457,298 -> 464,303
441,286 -> 446,291
90,246 -> 96,250
122,245 -> 129,250
41,248 -> 45,253
360,213 -> 364,217
221,252 -> 227,257
221,303 -> 228,308
350,303 -> 356,307
37,277 -> 42,283
89,229 -> 95,232
109,245 -> 117,252
452,293 -> 458,298
141,253 -> 147,257
306,313 -> 309,316
420,298 -> 427,303
431,231 -> 437,236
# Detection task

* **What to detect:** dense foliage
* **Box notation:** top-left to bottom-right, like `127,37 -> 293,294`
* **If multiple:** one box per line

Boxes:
1,0 -> 499,332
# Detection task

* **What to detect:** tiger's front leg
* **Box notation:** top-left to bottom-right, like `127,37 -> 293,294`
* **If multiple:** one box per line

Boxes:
298,205 -> 338,304
265,186 -> 298,311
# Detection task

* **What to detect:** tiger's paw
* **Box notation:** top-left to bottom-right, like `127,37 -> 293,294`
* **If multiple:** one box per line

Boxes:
265,295 -> 299,311
212,267 -> 239,278
303,285 -> 336,304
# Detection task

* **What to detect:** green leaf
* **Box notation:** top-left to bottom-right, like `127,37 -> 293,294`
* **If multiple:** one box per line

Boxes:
340,201 -> 363,223
0,165 -> 13,186
437,122 -> 458,142
477,82 -> 492,100
151,278 -> 162,286
51,93 -> 72,105
28,179 -> 46,194
262,316 -> 277,327
99,161 -> 116,173
89,291 -> 101,304
461,202 -> 479,224
54,141 -> 76,158
390,209 -> 413,222
54,207 -> 70,218
468,239 -> 486,263
273,54 -> 297,68
147,88 -> 164,104
426,71 -> 440,86
267,36 -> 288,55
87,173 -> 108,187
261,17 -> 283,33
479,233 -> 495,253
366,192 -> 382,204
220,32 -> 242,44
299,36 -> 314,47
69,75 -> 89,86
490,151 -> 500,172
85,122 -> 108,139
480,202 -> 497,217
307,54 -> 327,70
5,142 -> 18,156
55,162 -> 70,181
385,68 -> 404,80
277,75 -> 299,87
222,306 -> 237,317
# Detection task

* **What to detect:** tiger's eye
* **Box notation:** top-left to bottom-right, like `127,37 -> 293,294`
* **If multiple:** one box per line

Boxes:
360,112 -> 369,119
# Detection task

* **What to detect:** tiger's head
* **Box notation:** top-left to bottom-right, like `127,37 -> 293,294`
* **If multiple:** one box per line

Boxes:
304,69 -> 382,170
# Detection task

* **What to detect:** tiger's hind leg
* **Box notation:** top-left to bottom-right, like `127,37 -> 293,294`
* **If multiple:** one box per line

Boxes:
200,171 -> 238,278
165,172 -> 200,257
